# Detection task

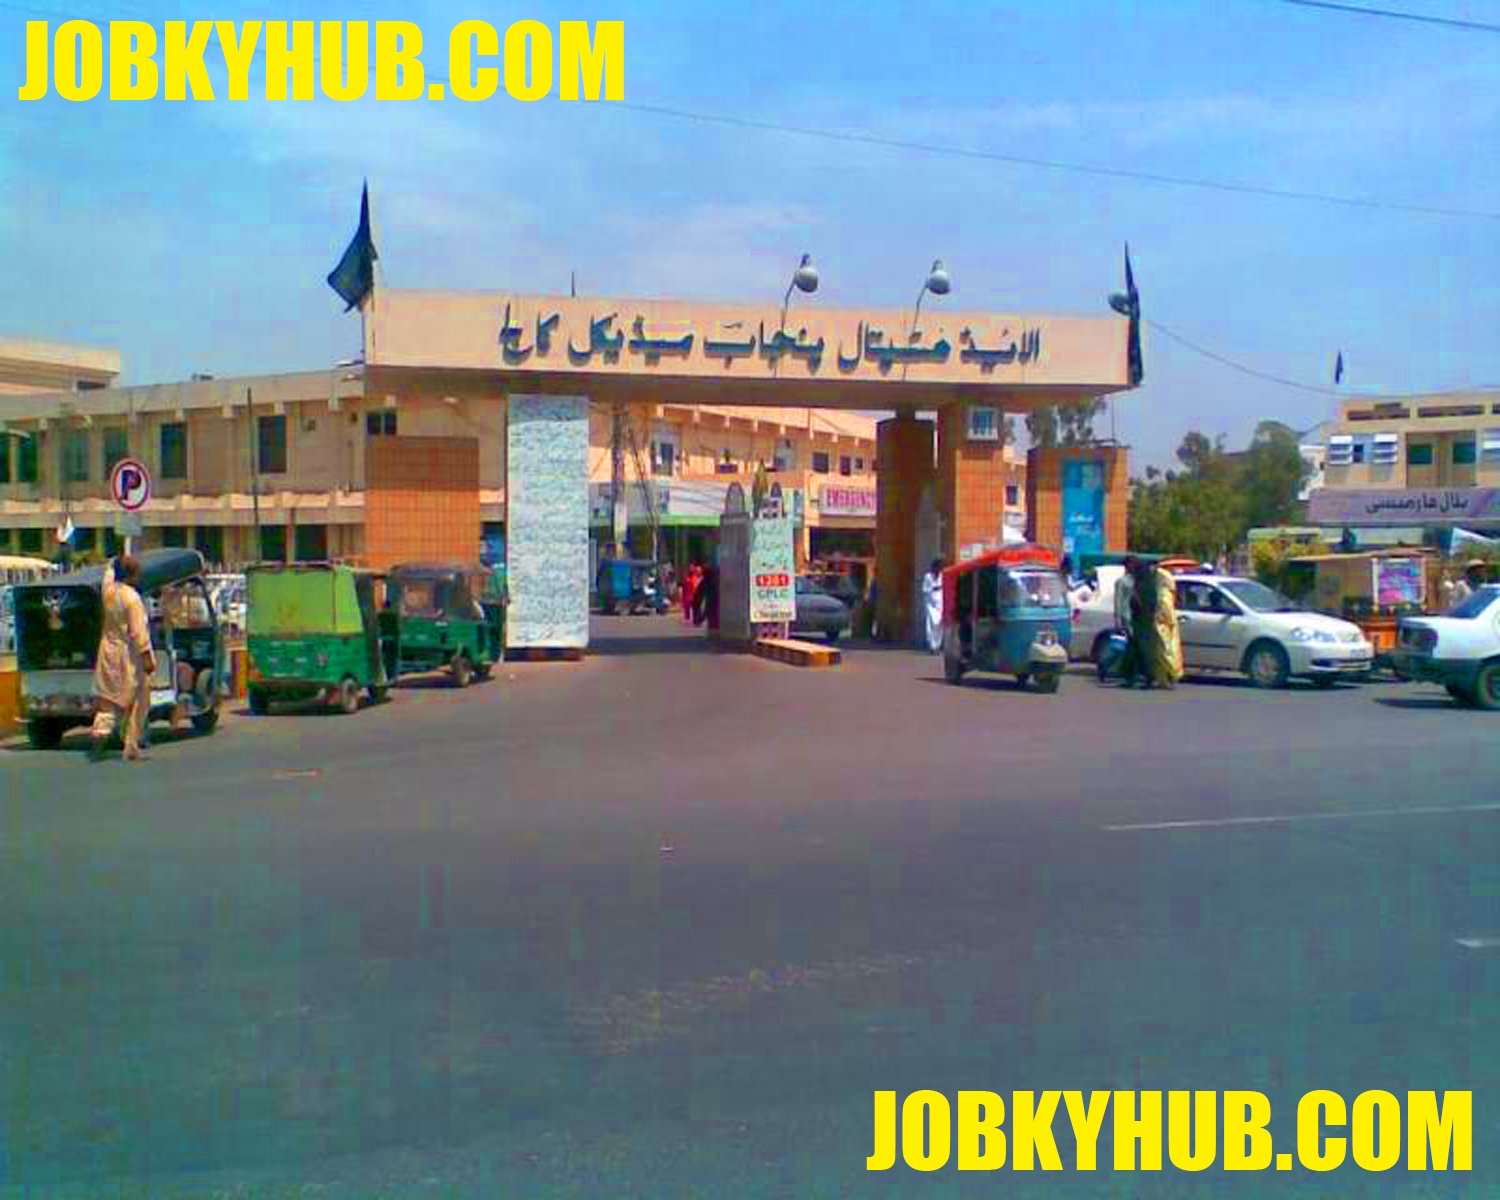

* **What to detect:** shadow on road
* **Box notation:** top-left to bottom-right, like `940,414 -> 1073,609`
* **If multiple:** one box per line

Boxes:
1374,696 -> 1470,712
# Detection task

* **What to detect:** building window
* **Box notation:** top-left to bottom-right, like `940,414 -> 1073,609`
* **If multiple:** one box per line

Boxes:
63,429 -> 90,482
295,524 -> 328,562
103,427 -> 129,477
1407,442 -> 1434,466
71,526 -> 97,552
17,434 -> 39,483
19,527 -> 42,553
1326,436 -> 1353,466
0,436 -> 9,484
0,528 -> 10,549
1482,431 -> 1500,464
257,415 -> 288,474
812,451 -> 830,474
75,380 -> 106,392
773,438 -> 795,471
1453,439 -> 1477,466
260,525 -> 288,562
1350,438 -> 1370,465
194,526 -> 224,564
854,456 -> 865,472
160,422 -> 188,479
103,528 -> 119,557
837,455 -> 851,476
1005,484 -> 1020,506
1371,434 -> 1398,466
161,526 -> 188,548
967,406 -> 1000,442
366,410 -> 398,436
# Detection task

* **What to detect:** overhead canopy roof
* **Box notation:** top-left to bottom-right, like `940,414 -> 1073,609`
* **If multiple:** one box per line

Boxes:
364,290 -> 1134,412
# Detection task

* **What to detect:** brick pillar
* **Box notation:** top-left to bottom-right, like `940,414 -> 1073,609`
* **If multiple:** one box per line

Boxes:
1025,444 -> 1130,553
937,404 -> 1011,563
875,414 -> 934,642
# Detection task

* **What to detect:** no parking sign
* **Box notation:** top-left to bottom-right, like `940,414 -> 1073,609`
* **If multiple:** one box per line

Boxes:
109,457 -> 151,512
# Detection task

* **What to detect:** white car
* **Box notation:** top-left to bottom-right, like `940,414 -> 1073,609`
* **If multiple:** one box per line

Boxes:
1171,575 -> 1374,688
1068,565 -> 1127,663
1392,585 -> 1500,710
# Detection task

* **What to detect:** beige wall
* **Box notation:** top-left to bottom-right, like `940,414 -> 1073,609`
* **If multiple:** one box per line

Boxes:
1323,393 -> 1500,491
0,338 -> 120,395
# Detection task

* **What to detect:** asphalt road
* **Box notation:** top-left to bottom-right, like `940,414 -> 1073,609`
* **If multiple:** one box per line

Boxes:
2,616 -> 1497,1198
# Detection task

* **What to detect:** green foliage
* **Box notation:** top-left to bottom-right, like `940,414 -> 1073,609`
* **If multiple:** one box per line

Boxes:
1250,538 -> 1326,598
1129,424 -> 1313,562
1026,398 -> 1108,448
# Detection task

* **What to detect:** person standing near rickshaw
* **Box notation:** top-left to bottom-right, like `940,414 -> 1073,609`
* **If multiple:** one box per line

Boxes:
89,555 -> 157,762
922,558 -> 945,654
1111,555 -> 1140,686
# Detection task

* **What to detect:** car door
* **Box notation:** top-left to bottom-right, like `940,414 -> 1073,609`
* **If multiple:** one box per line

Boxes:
1175,582 -> 1241,671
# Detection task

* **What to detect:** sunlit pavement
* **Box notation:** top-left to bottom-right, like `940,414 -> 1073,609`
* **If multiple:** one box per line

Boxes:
3,615 -> 1497,1197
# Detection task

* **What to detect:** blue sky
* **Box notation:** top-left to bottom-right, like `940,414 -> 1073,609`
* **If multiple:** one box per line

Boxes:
2,0 -> 1497,465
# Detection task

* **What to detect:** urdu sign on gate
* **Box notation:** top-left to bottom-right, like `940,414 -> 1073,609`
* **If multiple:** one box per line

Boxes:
749,518 -> 795,623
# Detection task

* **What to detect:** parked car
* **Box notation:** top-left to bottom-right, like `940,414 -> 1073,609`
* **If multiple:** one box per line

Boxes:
1068,564 -> 1127,663
792,576 -> 851,643
1172,574 -> 1374,688
1392,585 -> 1500,709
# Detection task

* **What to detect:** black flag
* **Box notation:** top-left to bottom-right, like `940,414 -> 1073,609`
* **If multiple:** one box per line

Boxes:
1123,244 -> 1143,386
327,182 -> 378,312
1334,352 -> 1344,385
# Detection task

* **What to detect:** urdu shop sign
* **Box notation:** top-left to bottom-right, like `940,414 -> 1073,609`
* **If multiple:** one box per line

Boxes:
1308,487 -> 1500,526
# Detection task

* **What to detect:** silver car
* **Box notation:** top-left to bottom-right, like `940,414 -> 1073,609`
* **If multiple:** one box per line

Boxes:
791,576 -> 852,643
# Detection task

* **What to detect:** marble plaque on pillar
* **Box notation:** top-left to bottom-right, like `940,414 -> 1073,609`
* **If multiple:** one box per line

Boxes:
506,394 -> 590,649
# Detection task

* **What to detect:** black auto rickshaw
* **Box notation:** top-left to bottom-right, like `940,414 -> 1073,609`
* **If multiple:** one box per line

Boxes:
941,545 -> 1073,693
380,563 -> 505,687
13,548 -> 226,749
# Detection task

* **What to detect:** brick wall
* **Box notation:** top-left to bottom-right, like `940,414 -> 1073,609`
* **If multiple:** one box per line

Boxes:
874,415 -> 934,641
1025,445 -> 1129,552
937,405 -> 1013,561
364,436 -> 480,570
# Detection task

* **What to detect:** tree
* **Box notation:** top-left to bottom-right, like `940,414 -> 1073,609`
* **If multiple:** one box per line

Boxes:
1238,420 -> 1311,529
1175,430 -> 1228,480
1026,398 -> 1107,449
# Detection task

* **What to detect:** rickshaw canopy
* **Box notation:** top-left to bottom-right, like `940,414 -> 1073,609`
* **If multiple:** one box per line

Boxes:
247,563 -> 376,637
941,545 -> 1061,624
19,548 -> 205,596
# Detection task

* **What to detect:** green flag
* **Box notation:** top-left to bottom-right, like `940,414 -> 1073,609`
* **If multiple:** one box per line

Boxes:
327,182 -> 377,312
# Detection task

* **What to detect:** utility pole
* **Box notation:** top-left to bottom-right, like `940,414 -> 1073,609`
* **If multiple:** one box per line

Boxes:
247,387 -> 262,562
610,401 -> 628,557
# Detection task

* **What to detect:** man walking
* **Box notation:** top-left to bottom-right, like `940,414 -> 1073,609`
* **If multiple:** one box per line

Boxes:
90,555 -> 156,762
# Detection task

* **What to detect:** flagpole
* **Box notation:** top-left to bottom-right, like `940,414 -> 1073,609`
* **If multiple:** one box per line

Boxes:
247,386 -> 261,561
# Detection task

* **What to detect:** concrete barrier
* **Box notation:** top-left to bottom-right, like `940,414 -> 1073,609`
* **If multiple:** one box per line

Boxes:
753,638 -> 842,668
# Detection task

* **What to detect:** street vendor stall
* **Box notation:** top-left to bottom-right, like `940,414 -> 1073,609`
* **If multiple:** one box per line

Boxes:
1285,550 -> 1436,665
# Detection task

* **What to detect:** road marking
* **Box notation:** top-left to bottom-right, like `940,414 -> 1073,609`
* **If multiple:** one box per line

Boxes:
1455,937 -> 1500,951
271,768 -> 322,781
1105,802 -> 1500,833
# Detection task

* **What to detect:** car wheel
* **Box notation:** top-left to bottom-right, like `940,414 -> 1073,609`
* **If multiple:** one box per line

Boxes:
27,718 -> 65,750
1244,641 -> 1290,690
248,687 -> 269,716
337,677 -> 361,714
451,655 -> 473,688
190,708 -> 220,734
1473,662 -> 1500,712
944,654 -> 965,685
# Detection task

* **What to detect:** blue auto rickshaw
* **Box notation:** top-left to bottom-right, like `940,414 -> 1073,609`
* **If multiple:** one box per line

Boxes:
595,558 -> 666,615
941,546 -> 1073,693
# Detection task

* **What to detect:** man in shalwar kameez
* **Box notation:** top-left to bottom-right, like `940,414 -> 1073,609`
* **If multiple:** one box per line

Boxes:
90,555 -> 156,761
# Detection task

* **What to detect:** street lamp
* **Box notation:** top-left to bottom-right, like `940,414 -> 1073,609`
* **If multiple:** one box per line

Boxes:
911,259 -> 951,336
779,253 -> 819,329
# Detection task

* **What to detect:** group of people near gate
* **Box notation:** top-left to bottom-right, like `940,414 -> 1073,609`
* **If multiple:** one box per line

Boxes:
1108,555 -> 1185,689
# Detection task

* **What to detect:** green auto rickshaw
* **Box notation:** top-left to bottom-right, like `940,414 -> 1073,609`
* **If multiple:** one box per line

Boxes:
380,563 -> 506,687
246,563 -> 390,715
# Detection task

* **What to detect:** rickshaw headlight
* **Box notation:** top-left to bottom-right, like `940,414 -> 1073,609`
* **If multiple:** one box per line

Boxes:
1036,627 -> 1058,647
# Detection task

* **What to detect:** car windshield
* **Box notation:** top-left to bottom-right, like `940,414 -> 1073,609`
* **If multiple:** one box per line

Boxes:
1220,579 -> 1299,613
1000,570 -> 1066,608
1449,586 -> 1500,620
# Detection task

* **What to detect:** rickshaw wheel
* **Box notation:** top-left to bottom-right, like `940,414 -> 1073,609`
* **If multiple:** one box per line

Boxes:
337,678 -> 361,714
474,662 -> 494,681
27,718 -> 65,750
367,684 -> 389,704
1015,672 -> 1030,689
190,709 -> 219,734
451,655 -> 474,688
248,688 -> 269,716
1033,672 -> 1062,694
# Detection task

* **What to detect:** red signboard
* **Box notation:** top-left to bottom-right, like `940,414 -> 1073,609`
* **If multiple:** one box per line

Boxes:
755,573 -> 791,588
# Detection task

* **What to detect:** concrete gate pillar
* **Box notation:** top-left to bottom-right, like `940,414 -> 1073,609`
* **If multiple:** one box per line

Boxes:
875,413 -> 935,643
936,402 -> 1010,564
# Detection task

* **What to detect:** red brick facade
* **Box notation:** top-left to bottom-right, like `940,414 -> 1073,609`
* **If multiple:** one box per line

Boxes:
1025,445 -> 1130,554
936,405 -> 1024,561
364,436 -> 481,570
